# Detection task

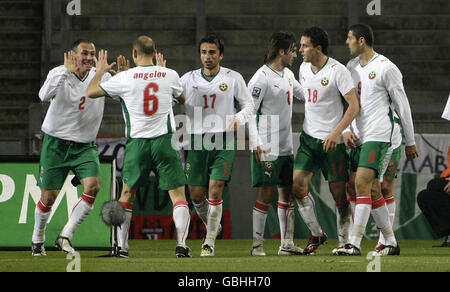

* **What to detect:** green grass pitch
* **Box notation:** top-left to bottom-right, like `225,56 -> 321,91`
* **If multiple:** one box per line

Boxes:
1,239 -> 449,272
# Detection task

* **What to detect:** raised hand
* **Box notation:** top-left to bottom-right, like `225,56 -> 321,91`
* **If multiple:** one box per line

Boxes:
155,51 -> 166,67
64,50 -> 78,73
96,49 -> 116,74
117,55 -> 130,73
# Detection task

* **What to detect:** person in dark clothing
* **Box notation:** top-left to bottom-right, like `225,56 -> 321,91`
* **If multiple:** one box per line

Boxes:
417,146 -> 450,247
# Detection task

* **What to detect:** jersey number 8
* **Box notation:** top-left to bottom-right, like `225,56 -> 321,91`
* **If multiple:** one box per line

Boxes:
144,83 -> 159,116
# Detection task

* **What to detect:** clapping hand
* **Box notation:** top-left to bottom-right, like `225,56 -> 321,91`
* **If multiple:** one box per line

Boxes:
64,50 -> 78,73
94,50 -> 116,75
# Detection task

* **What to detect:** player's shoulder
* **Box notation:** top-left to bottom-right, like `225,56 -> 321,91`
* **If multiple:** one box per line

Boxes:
375,54 -> 398,70
299,61 -> 311,72
346,56 -> 360,70
220,66 -> 244,80
251,65 -> 269,79
328,57 -> 347,70
48,65 -> 68,75
181,68 -> 200,80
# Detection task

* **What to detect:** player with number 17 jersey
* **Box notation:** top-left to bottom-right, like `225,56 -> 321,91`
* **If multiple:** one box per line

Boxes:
100,65 -> 183,138
181,67 -> 254,135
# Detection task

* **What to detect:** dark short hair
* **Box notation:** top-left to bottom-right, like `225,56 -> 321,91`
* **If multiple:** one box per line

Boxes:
265,31 -> 296,63
133,35 -> 155,56
301,27 -> 328,55
349,23 -> 374,47
71,39 -> 93,51
198,35 -> 224,55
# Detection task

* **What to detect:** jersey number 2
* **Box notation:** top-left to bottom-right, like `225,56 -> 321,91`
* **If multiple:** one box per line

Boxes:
144,83 -> 159,116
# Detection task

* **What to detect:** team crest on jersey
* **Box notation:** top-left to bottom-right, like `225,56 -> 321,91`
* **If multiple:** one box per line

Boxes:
219,83 -> 228,92
320,77 -> 329,86
369,71 -> 376,80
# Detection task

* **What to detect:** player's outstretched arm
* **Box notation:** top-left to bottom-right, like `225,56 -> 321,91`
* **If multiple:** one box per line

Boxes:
38,51 -> 78,102
88,49 -> 116,99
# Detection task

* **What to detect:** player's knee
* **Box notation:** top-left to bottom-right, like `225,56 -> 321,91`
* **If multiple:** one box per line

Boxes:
41,190 -> 58,207
84,184 -> 100,197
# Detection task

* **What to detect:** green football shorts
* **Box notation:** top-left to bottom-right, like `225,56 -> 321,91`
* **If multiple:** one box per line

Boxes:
251,154 -> 293,187
38,134 -> 100,190
382,144 -> 402,178
294,132 -> 349,182
122,133 -> 186,190
185,133 -> 236,186
358,141 -> 390,178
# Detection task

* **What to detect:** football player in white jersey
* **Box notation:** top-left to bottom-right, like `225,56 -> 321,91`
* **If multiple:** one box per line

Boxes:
293,27 -> 360,254
337,23 -> 418,256
181,35 -> 254,256
247,32 -> 306,256
31,40 -> 118,256
87,36 -> 191,258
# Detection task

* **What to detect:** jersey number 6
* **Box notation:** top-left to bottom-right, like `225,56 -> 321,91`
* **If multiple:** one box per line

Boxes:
144,82 -> 159,116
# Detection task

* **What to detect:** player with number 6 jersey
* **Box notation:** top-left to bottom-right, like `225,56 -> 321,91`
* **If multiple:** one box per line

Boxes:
88,36 -> 192,258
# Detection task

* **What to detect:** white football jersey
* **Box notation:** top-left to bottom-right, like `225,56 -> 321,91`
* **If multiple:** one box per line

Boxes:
247,65 -> 305,155
181,67 -> 254,134
39,65 -> 110,143
346,54 -> 415,146
100,65 -> 183,139
299,57 -> 354,142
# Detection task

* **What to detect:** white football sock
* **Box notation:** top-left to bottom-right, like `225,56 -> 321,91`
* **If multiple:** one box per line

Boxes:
378,196 -> 396,245
296,192 -> 322,237
253,200 -> 269,245
336,203 -> 352,247
371,197 -> 396,246
60,194 -> 95,240
349,195 -> 372,249
32,200 -> 52,244
173,201 -> 190,247
193,199 -> 209,226
204,199 -> 222,247
118,201 -> 133,251
278,201 -> 295,246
